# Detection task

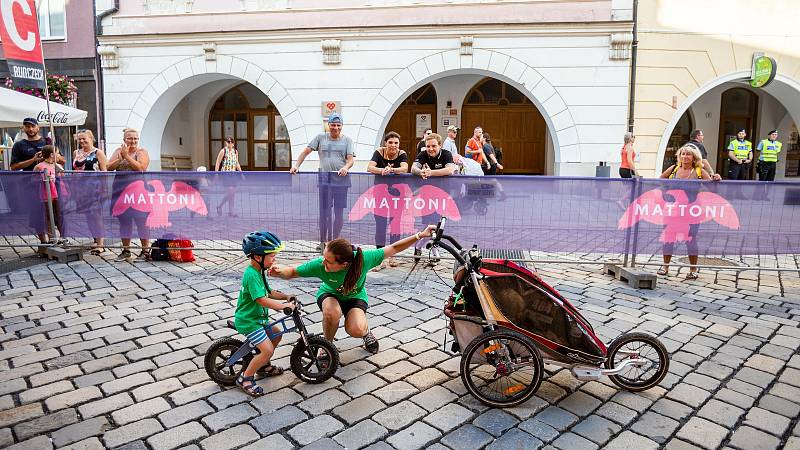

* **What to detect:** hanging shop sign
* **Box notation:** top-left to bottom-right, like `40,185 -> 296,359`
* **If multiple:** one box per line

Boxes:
750,54 -> 777,88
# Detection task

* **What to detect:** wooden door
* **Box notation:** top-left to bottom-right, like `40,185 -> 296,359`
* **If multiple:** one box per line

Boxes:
717,88 -> 759,179
461,106 -> 546,174
383,104 -> 436,162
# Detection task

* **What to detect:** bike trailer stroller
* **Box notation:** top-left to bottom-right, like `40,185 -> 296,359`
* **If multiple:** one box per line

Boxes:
432,217 -> 669,408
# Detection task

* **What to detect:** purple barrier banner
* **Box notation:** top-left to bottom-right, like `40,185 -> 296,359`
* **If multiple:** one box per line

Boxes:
0,171 -> 798,255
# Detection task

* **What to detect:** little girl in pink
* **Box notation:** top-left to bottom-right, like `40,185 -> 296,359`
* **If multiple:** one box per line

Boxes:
33,145 -> 64,241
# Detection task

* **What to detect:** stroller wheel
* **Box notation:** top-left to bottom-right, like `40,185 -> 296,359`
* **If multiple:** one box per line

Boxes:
604,332 -> 670,392
460,330 -> 543,408
204,337 -> 252,386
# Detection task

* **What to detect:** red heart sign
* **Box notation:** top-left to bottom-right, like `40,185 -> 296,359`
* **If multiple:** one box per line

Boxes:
326,102 -> 337,111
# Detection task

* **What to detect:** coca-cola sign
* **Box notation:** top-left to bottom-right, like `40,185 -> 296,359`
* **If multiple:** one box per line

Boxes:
36,111 -> 69,124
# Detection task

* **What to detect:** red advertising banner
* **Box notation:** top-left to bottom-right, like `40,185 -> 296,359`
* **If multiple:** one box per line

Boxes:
0,0 -> 45,88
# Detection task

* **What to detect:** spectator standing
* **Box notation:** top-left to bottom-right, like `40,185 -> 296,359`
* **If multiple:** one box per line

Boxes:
727,128 -> 753,180
465,126 -> 489,170
685,129 -> 718,179
214,137 -> 242,217
108,128 -> 151,262
73,129 -> 108,255
366,131 -> 409,268
416,129 -> 432,154
411,132 -> 457,264
756,129 -> 782,181
10,118 -> 64,250
657,145 -> 714,280
442,125 -> 458,155
619,132 -> 638,178
482,132 -> 503,175
291,113 -> 354,250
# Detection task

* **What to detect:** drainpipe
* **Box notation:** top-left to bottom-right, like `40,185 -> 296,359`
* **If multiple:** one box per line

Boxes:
94,0 -> 119,146
627,0 -> 638,132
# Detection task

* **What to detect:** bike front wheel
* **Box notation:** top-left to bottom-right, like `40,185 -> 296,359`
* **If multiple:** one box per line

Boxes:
460,329 -> 543,408
290,335 -> 339,384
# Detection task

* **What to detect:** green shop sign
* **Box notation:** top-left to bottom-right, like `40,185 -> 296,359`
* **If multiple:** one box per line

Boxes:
750,55 -> 777,88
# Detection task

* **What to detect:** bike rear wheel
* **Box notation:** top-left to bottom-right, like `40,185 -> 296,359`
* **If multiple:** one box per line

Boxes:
204,337 -> 252,386
604,332 -> 669,392
460,329 -> 543,408
290,335 -> 339,384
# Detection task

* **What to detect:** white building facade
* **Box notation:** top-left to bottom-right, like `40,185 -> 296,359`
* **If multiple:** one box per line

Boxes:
97,0 -> 635,175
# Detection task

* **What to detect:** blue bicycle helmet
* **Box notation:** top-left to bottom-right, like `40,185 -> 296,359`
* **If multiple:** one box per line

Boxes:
242,231 -> 284,256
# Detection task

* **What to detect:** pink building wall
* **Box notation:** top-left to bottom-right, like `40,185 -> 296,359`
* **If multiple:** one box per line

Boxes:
41,0 -> 96,59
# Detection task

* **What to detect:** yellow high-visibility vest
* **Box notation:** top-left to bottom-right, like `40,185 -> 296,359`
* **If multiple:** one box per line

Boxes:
728,139 -> 752,159
758,139 -> 782,162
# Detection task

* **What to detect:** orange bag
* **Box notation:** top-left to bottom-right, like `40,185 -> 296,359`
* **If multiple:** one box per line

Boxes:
167,239 -> 195,262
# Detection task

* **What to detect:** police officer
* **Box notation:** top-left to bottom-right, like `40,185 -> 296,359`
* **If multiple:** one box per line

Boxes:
727,128 -> 752,180
756,129 -> 782,181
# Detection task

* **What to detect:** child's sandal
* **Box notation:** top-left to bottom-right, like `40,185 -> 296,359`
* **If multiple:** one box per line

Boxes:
656,266 -> 669,276
261,364 -> 285,377
684,272 -> 698,280
236,374 -> 264,396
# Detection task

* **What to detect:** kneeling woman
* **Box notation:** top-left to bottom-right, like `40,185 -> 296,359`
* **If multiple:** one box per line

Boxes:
270,225 -> 435,353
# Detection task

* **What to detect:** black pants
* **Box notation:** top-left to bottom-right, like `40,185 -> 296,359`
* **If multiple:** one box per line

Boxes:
619,168 -> 634,178
759,162 -> 777,181
728,162 -> 750,180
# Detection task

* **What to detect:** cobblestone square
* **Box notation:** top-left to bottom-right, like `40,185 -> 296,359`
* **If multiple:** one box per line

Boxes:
0,244 -> 798,449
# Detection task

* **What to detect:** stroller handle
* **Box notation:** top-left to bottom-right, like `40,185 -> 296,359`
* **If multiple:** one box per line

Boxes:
438,240 -> 466,265
433,217 -> 466,264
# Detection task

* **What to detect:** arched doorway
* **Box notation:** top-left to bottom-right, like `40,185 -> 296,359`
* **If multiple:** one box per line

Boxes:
663,110 -> 694,171
208,83 -> 291,171
383,83 -> 436,161
462,78 -> 546,174
717,87 -> 759,179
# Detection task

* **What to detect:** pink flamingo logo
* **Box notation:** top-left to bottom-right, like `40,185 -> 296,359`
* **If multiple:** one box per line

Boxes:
618,189 -> 740,243
112,180 -> 208,228
349,183 -> 461,235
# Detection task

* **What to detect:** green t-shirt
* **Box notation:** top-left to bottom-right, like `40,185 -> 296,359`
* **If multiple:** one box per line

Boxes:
234,265 -> 272,335
296,248 -> 384,302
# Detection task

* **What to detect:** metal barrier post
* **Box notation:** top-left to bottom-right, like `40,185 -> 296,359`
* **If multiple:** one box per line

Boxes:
621,177 -> 638,267
629,177 -> 643,268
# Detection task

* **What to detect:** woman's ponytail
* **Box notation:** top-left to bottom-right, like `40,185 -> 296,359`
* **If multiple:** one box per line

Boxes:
328,239 -> 364,295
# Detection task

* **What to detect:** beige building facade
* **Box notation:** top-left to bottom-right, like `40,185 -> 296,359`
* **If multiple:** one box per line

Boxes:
96,0 -> 636,175
634,0 -> 800,179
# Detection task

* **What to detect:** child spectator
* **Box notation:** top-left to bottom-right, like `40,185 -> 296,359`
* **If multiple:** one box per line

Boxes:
33,145 -> 64,242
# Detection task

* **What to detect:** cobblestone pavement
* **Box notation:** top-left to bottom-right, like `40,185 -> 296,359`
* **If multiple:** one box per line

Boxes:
0,244 -> 799,450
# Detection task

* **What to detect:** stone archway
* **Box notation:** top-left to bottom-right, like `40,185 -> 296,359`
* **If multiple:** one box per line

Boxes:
118,55 -> 304,169
655,70 -> 800,175
357,49 -> 578,174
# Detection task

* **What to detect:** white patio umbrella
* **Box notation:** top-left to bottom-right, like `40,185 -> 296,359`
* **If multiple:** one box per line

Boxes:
0,87 -> 87,128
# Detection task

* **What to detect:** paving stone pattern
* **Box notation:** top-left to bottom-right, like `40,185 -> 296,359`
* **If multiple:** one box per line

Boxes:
0,243 -> 799,449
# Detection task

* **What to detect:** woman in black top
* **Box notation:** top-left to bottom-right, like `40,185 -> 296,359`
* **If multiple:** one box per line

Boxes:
366,131 -> 409,267
72,130 -> 108,255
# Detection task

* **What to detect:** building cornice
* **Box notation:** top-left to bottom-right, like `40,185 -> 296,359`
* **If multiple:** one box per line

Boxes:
97,22 -> 633,47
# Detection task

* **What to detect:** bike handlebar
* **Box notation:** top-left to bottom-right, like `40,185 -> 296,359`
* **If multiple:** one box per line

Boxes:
283,296 -> 298,315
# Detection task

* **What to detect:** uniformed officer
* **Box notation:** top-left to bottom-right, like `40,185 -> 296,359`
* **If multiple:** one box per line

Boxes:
756,129 -> 782,181
727,128 -> 753,180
